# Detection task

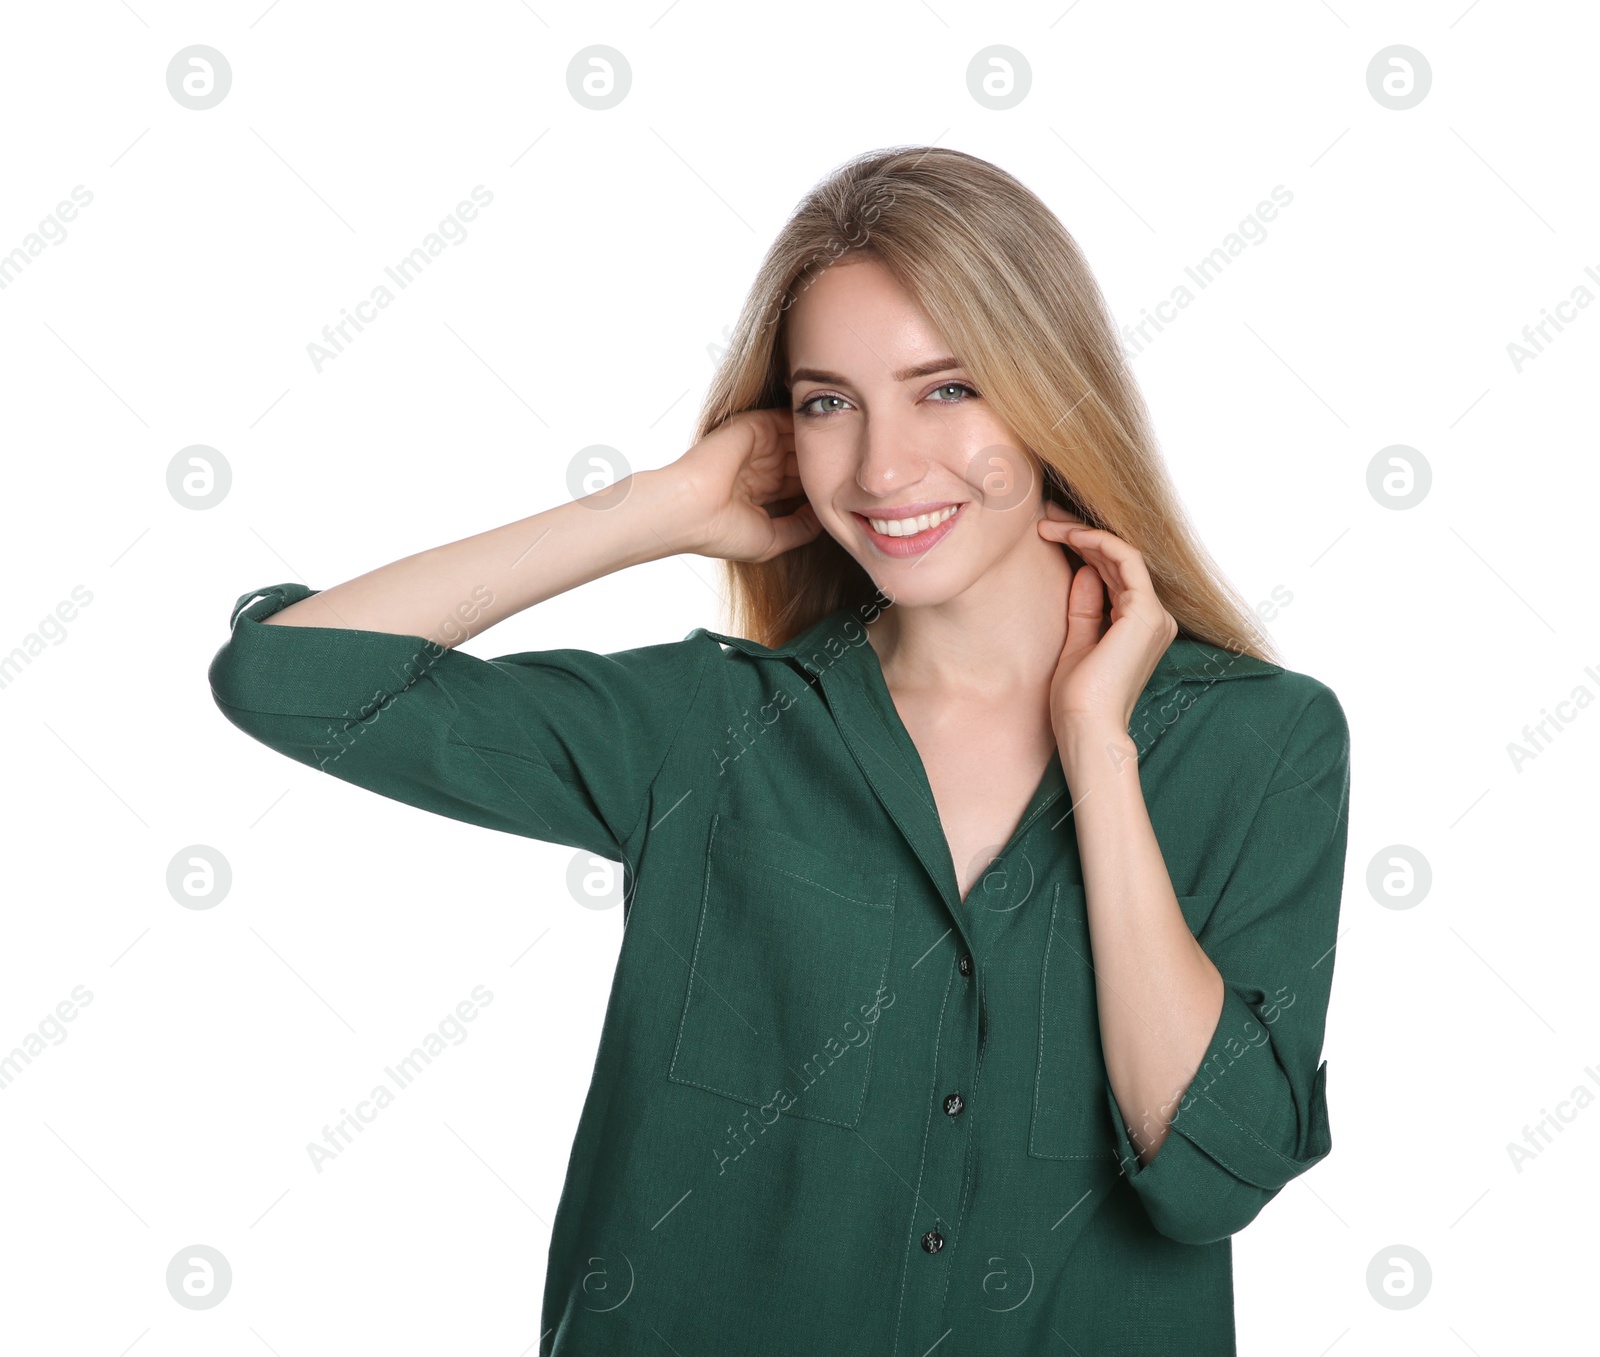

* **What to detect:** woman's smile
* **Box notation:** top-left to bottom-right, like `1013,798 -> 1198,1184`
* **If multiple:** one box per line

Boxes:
852,500 -> 967,556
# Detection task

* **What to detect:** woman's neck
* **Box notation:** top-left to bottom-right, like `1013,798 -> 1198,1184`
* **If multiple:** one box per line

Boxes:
865,519 -> 1074,702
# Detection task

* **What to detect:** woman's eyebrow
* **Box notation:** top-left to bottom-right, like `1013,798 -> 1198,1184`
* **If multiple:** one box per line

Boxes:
789,357 -> 964,386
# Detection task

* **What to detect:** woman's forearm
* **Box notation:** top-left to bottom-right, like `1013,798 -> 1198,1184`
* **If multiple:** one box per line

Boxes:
262,469 -> 702,646
1059,722 -> 1226,1165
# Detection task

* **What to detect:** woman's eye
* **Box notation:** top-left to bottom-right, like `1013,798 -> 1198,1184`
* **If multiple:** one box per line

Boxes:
795,383 -> 976,418
796,393 -> 849,417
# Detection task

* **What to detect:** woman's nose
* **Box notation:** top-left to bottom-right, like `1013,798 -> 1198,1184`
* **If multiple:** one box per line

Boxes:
854,413 -> 929,497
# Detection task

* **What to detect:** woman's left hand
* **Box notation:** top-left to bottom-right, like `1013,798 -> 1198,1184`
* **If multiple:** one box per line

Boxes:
1036,500 -> 1178,739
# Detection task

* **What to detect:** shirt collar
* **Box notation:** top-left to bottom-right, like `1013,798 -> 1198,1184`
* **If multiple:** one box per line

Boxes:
690,605 -> 1282,686
688,603 -> 1281,934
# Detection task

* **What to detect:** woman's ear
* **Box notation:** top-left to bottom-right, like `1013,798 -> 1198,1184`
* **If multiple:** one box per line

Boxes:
1041,468 -> 1084,518
1039,475 -> 1092,572
1037,499 -> 1090,573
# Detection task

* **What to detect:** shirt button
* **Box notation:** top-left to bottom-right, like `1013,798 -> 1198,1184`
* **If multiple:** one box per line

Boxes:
944,1092 -> 965,1117
921,1229 -> 945,1254
957,953 -> 973,976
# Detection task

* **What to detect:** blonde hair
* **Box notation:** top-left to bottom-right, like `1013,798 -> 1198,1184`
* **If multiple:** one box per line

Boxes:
694,144 -> 1278,664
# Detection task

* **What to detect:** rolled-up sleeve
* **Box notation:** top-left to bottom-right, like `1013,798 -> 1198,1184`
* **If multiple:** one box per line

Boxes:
207,581 -> 713,860
1107,683 -> 1351,1245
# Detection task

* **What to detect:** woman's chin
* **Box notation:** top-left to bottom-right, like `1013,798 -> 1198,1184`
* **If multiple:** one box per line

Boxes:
861,560 -> 981,611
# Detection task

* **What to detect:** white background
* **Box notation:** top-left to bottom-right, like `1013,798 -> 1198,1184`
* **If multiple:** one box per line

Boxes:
1,1 -> 1595,1353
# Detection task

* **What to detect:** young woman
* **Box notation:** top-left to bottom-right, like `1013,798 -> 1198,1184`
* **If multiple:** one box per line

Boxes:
209,146 -> 1350,1355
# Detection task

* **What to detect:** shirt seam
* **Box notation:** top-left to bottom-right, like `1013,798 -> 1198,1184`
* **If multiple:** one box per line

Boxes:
621,634 -> 717,848
1205,691 -> 1329,913
1257,688 -> 1335,801
892,956 -> 961,1356
1185,1086 -> 1315,1187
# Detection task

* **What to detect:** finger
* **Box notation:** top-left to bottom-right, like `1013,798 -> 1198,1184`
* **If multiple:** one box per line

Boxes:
743,403 -> 792,424
760,412 -> 795,452
1036,517 -> 1086,542
1060,525 -> 1136,597
742,403 -> 791,437
1057,542 -> 1124,602
1065,528 -> 1174,636
751,429 -> 797,477
759,416 -> 796,451
760,502 -> 823,559
1061,561 -> 1106,666
1066,525 -> 1146,580
1073,527 -> 1160,607
1037,517 -> 1089,573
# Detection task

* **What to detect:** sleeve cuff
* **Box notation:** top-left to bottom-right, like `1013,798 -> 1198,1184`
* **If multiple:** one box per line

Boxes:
212,582 -> 448,720
1106,984 -> 1332,1242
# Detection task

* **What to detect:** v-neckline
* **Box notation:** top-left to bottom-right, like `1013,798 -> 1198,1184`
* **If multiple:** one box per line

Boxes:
850,630 -> 1070,906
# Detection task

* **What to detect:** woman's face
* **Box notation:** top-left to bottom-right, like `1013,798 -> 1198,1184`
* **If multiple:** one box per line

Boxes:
784,255 -> 1051,608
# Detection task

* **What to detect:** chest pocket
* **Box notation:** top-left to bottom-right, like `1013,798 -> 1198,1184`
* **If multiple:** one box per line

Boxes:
666,814 -> 898,1130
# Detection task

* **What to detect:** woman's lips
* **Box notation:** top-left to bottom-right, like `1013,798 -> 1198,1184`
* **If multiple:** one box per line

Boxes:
853,502 -> 967,558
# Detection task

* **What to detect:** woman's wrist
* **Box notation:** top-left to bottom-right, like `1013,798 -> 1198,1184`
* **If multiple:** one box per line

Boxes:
1055,716 -> 1140,779
613,467 -> 717,558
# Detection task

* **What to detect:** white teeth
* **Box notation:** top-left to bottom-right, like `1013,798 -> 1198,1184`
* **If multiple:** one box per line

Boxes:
867,504 -> 959,537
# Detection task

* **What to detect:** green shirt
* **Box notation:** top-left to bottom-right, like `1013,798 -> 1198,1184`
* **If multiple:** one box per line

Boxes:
209,581 -> 1351,1356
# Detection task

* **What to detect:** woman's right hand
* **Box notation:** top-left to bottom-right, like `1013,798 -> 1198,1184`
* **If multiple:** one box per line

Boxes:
666,407 -> 825,562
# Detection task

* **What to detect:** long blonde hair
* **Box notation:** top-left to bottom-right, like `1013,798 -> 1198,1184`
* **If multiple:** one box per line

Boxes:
694,144 -> 1278,664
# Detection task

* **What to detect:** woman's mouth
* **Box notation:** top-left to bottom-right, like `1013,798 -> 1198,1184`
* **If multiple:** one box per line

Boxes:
853,502 -> 966,557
